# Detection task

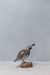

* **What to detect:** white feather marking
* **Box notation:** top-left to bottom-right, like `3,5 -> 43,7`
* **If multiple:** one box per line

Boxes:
21,51 -> 24,54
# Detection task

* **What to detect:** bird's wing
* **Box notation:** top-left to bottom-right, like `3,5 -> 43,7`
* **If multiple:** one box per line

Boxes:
17,49 -> 28,60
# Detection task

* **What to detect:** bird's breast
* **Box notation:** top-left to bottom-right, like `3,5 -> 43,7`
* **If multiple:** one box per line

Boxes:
27,50 -> 30,56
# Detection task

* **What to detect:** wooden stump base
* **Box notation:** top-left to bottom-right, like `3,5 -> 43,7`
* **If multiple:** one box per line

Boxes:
20,62 -> 33,68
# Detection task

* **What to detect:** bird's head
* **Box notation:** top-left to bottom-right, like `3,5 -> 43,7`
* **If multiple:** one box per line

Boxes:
26,44 -> 35,50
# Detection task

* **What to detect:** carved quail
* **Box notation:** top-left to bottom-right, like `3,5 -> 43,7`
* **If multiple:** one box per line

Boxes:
14,44 -> 35,63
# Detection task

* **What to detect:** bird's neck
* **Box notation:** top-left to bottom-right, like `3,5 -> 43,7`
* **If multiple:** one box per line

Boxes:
27,50 -> 30,55
27,49 -> 30,53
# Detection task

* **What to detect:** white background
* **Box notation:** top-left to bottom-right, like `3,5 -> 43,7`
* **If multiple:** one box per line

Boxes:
0,0 -> 50,61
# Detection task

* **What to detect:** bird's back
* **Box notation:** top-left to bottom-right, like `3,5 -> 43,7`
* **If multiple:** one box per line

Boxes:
17,49 -> 29,60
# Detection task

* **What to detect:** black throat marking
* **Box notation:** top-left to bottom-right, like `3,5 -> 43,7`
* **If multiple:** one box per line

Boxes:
27,50 -> 30,56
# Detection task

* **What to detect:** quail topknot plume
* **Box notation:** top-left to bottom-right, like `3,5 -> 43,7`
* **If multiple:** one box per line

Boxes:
14,44 -> 35,63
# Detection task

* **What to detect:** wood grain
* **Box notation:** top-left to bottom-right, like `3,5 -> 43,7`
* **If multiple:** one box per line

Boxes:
20,62 -> 33,68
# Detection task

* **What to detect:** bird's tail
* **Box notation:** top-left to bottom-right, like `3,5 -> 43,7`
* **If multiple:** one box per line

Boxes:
14,58 -> 18,62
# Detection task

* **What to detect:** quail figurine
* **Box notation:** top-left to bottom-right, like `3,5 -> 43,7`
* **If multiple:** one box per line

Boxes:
14,44 -> 35,63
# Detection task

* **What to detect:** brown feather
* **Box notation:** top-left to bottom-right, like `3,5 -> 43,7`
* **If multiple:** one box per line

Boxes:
14,49 -> 28,62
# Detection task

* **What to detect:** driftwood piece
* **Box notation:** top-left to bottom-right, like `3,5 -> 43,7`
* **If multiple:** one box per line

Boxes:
20,62 -> 33,68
